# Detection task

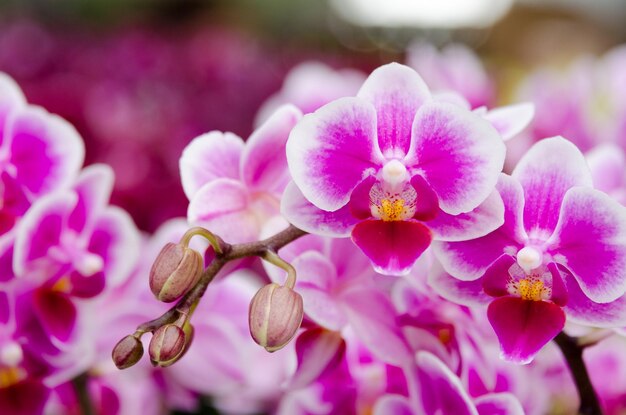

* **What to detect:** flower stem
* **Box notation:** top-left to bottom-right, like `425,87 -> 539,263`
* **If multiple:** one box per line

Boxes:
554,332 -> 603,415
130,225 -> 307,337
72,373 -> 95,415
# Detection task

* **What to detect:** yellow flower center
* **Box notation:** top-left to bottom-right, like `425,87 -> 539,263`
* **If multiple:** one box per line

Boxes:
0,366 -> 25,388
369,182 -> 417,222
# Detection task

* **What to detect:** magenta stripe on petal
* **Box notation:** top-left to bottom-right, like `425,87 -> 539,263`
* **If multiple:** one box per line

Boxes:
550,187 -> 626,303
410,174 -> 439,221
357,63 -> 431,157
512,136 -> 592,237
406,101 -> 505,215
352,219 -> 432,276
487,297 -> 565,364
474,393 -> 525,415
286,97 -> 384,211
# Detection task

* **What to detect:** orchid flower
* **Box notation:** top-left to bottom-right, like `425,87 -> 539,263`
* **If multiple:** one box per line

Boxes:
433,137 -> 626,363
180,105 -> 302,243
373,352 -> 524,415
283,62 -> 506,276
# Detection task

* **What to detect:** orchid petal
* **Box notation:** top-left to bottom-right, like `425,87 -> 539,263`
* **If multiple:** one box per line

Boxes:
286,97 -> 384,211
68,164 -> 114,234
428,271 -> 491,307
414,351 -> 478,415
373,395 -> 414,415
474,393 -> 525,415
481,103 -> 534,141
487,297 -> 565,364
342,286 -> 413,365
88,206 -> 140,287
188,178 -> 259,243
0,73 -> 25,142
550,187 -> 626,303
427,189 -> 504,242
291,328 -> 346,389
512,136 -> 592,237
406,102 -> 505,215
281,181 -> 358,238
241,105 -> 301,193
352,219 -> 432,276
433,174 -> 525,281
8,106 -> 84,196
179,131 -> 244,200
357,62 -> 431,157
32,288 -> 76,342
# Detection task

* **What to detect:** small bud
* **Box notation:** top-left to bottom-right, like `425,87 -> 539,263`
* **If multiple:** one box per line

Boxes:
150,243 -> 203,303
149,324 -> 186,367
249,283 -> 303,352
112,335 -> 144,369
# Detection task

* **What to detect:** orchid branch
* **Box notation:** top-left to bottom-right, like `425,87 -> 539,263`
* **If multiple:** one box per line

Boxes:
554,332 -> 603,415
113,224 -> 307,367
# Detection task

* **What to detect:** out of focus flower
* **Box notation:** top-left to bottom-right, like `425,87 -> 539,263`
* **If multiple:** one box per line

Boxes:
586,143 -> 626,205
255,61 -> 366,125
284,62 -> 505,275
373,352 -> 524,415
434,137 -> 626,363
406,42 -> 495,108
180,105 -> 302,243
518,45 -> 626,152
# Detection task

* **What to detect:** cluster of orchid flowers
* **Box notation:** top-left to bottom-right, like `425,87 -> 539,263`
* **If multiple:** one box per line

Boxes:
4,40 -> 626,415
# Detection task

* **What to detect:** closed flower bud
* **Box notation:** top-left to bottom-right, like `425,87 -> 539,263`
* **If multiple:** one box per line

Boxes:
112,335 -> 144,369
249,283 -> 304,352
150,243 -> 203,303
149,324 -> 186,367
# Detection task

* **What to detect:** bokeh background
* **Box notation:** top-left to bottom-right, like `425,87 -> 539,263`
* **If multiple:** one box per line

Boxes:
1,0 -> 625,233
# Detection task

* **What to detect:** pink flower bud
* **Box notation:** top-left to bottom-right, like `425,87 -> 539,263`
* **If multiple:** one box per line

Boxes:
149,243 -> 203,303
149,324 -> 186,367
112,335 -> 144,369
249,283 -> 304,352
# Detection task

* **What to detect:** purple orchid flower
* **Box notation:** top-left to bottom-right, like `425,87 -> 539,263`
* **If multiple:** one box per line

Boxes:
406,42 -> 495,109
255,61 -> 366,125
12,165 -> 140,346
0,73 -> 84,238
373,351 -> 524,415
179,105 -> 302,243
283,62 -> 506,276
586,143 -> 626,205
433,136 -> 626,363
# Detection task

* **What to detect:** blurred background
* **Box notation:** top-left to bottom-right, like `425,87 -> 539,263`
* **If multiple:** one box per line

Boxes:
0,0 -> 625,232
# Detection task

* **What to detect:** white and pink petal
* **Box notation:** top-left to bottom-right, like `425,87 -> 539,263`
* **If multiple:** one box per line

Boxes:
286,97 -> 384,212
179,131 -> 244,200
405,102 -> 505,215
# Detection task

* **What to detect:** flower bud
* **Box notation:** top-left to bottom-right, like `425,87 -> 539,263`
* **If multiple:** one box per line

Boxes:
249,283 -> 303,352
149,324 -> 187,367
112,335 -> 144,369
150,243 -> 203,303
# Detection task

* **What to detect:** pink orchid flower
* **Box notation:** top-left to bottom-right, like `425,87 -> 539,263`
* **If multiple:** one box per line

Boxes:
433,137 -> 626,363
373,352 -> 524,415
586,143 -> 626,205
180,105 -> 302,243
12,165 -> 140,346
255,61 -> 366,125
0,73 -> 84,238
283,62 -> 506,275
406,42 -> 495,109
